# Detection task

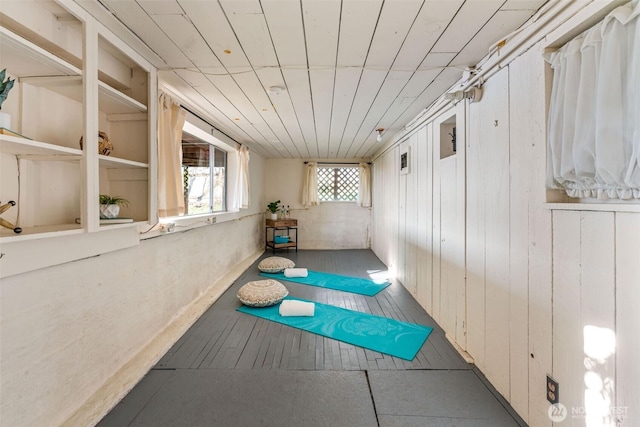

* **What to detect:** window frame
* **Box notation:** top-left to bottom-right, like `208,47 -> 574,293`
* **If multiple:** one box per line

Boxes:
317,165 -> 360,203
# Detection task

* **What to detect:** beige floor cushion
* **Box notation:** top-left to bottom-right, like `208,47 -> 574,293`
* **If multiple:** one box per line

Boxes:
237,279 -> 289,307
258,256 -> 295,273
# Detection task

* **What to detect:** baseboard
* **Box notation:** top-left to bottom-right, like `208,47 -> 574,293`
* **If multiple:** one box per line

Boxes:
445,333 -> 475,364
62,249 -> 264,427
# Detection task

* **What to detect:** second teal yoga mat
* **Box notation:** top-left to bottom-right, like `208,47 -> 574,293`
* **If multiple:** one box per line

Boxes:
237,297 -> 433,361
260,270 -> 391,296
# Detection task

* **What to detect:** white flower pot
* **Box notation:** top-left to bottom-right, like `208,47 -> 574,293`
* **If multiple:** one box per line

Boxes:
100,204 -> 120,219
0,112 -> 11,129
270,213 -> 278,220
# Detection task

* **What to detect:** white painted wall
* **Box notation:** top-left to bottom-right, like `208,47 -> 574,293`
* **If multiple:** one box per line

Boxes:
371,3 -> 640,426
0,153 -> 266,427
264,159 -> 371,249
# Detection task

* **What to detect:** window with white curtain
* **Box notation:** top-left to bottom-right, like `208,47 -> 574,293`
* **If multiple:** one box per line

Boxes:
545,0 -> 639,201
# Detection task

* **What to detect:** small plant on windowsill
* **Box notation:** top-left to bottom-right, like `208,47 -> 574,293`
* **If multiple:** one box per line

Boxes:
266,200 -> 280,220
99,194 -> 129,219
0,68 -> 16,129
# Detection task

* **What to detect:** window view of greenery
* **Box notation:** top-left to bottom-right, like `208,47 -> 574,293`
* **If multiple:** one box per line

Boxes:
182,133 -> 226,215
317,167 -> 359,201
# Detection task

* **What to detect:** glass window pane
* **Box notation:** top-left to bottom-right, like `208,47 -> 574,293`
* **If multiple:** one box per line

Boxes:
182,139 -> 212,215
180,130 -> 227,215
212,147 -> 226,212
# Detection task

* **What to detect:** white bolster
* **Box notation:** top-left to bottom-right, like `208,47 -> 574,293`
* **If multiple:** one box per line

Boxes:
279,300 -> 315,317
284,268 -> 308,278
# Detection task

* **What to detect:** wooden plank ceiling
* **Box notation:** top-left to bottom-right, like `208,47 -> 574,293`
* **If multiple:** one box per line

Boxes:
97,0 -> 547,159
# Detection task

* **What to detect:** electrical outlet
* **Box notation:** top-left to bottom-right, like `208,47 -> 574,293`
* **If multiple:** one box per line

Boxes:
547,375 -> 559,404
206,216 -> 216,224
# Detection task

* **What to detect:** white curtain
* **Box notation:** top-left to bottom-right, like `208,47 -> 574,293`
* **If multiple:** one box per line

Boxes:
302,162 -> 319,208
357,163 -> 372,207
233,145 -> 250,209
546,0 -> 640,200
158,92 -> 186,217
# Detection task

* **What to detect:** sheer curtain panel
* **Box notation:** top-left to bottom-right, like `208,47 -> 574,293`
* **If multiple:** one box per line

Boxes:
158,93 -> 186,217
302,162 -> 319,208
546,0 -> 640,200
233,145 -> 250,209
357,163 -> 372,207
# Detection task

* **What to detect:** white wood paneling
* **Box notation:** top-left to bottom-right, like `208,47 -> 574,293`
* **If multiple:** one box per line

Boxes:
509,41 -> 550,426
439,155 -> 458,335
150,14 -> 222,69
282,69 -> 319,157
338,69 -> 388,157
465,92 -> 486,370
508,52 -> 531,419
415,124 -> 433,313
219,0 -> 278,68
454,102 -> 466,345
553,211 -> 617,427
581,212 -> 616,427
415,123 -> 433,313
452,10 -> 538,68
336,0 -> 382,67
432,125 -> 443,323
398,141 -> 408,289
479,67 -> 511,397
615,213 -> 640,427
393,0 -> 463,69
552,210 -> 584,426
366,0 -> 423,69
101,0 -> 189,67
432,0 -> 504,53
262,0 -> 306,67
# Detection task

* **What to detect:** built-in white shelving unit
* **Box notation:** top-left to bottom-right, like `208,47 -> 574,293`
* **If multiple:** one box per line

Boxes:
0,0 -> 156,248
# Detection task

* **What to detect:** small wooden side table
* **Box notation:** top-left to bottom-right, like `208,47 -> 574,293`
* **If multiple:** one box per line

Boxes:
265,218 -> 298,253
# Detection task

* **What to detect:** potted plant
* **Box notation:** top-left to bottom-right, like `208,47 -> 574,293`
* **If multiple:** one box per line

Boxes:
266,200 -> 280,220
99,194 -> 129,219
0,68 -> 16,129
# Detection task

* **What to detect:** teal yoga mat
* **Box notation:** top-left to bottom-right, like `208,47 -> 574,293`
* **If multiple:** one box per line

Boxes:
259,270 -> 391,296
237,297 -> 433,361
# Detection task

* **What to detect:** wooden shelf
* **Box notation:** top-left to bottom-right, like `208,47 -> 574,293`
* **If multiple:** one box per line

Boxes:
0,27 -> 80,78
1,134 -> 82,157
0,223 -> 83,243
266,241 -> 297,249
99,155 -> 148,169
20,76 -> 147,114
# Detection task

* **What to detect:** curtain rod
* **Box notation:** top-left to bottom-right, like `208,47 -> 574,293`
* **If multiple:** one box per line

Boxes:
304,161 -> 371,165
180,105 -> 239,146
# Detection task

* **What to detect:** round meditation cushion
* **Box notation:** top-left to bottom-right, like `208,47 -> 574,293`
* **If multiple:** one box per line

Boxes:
257,256 -> 295,273
237,279 -> 289,307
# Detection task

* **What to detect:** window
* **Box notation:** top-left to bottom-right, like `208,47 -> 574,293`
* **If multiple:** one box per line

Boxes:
317,167 -> 360,202
545,1 -> 640,201
182,132 -> 227,215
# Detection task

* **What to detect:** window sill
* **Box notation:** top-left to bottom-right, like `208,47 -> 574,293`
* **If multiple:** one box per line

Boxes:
544,203 -> 640,213
140,210 -> 240,240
